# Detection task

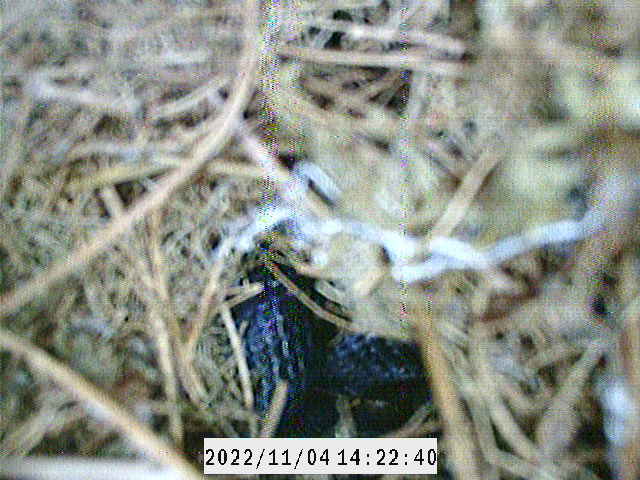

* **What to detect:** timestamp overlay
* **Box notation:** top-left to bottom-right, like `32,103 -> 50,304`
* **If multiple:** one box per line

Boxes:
203,437 -> 437,475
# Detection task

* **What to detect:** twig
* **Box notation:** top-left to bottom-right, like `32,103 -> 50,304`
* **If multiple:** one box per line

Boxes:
220,306 -> 254,412
265,261 -> 354,331
428,141 -> 504,241
470,323 -> 539,461
383,405 -> 440,438
294,18 -> 466,55
259,380 -> 289,438
0,328 -> 203,480
148,209 -> 184,446
535,338 -> 610,461
0,456 -> 188,480
278,45 -> 461,75
468,398 -> 535,478
0,0 -> 261,319
239,132 -> 332,219
98,187 -> 185,446
408,302 -> 481,479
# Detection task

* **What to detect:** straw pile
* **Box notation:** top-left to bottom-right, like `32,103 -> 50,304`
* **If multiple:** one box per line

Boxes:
2,0 -> 640,478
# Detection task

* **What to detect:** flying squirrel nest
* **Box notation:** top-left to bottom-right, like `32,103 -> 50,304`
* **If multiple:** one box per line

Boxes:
2,0 -> 640,478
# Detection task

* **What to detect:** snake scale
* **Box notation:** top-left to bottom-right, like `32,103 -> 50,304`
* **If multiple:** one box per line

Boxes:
232,264 -> 429,437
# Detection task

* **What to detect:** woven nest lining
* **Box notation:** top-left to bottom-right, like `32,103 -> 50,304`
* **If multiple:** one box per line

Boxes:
2,0 -> 640,478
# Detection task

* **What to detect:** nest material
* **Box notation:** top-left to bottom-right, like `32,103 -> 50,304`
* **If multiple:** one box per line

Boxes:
2,0 -> 640,478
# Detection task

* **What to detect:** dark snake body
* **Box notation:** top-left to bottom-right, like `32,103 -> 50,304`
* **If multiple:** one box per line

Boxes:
239,267 -> 314,413
233,265 -> 428,436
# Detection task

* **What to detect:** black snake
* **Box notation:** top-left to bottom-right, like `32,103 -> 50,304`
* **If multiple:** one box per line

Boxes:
232,264 -> 430,437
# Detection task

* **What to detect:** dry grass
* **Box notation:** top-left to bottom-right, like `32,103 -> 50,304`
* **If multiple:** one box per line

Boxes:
2,0 -> 640,478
